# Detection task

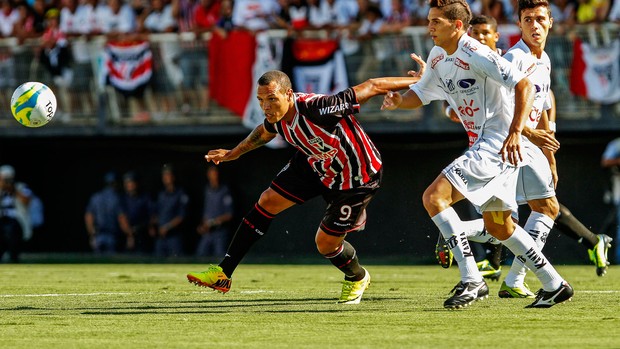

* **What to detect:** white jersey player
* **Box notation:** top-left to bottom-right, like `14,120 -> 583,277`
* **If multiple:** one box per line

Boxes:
382,0 -> 573,309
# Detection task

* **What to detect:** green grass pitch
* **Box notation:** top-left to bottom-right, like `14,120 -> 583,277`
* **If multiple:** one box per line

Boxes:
0,264 -> 618,349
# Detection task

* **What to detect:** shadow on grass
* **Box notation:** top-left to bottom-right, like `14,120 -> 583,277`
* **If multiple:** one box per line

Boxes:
3,296 -> 409,315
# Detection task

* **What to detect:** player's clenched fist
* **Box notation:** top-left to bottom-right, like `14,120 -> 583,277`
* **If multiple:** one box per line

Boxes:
381,91 -> 402,111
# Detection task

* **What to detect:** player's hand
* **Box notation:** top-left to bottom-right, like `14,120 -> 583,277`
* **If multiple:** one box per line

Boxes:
381,91 -> 402,110
500,132 -> 523,166
407,53 -> 426,77
205,149 -> 237,164
524,129 -> 560,152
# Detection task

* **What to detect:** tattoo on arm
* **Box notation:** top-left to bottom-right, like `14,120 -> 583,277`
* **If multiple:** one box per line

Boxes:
236,125 -> 274,155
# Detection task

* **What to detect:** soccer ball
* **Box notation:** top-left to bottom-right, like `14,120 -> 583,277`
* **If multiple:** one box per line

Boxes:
10,82 -> 57,128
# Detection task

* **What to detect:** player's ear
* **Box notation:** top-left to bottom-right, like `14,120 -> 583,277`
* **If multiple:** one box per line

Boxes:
455,19 -> 463,31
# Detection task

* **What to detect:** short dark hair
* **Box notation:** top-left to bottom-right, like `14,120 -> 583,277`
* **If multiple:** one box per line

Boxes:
258,70 -> 292,93
429,0 -> 472,28
470,15 -> 498,31
517,0 -> 551,19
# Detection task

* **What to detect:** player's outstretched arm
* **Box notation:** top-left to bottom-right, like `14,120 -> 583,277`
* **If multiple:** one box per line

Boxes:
205,124 -> 276,165
352,76 -> 420,104
381,89 -> 423,110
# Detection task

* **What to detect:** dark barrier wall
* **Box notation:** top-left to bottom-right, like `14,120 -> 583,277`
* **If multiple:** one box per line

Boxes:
0,131 -> 616,264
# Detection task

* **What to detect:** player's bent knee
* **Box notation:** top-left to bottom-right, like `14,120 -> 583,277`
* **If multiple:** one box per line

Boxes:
315,230 -> 345,255
257,188 -> 294,215
422,189 -> 449,215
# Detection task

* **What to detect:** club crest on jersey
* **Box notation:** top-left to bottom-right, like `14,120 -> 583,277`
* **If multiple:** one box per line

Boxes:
308,137 -> 323,146
431,53 -> 444,69
443,79 -> 455,91
455,58 -> 470,70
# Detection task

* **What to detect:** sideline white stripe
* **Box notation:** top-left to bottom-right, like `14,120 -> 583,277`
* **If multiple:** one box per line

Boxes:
0,290 -> 276,298
0,292 -> 135,298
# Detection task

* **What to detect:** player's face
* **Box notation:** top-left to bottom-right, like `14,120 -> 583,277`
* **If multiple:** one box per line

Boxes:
427,8 -> 460,51
470,24 -> 499,51
518,6 -> 552,51
257,81 -> 293,124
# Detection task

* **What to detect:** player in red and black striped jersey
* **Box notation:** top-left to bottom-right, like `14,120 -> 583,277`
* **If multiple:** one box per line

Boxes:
187,69 -> 420,303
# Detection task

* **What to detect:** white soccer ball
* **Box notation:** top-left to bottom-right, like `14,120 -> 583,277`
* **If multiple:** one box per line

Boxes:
10,82 -> 57,128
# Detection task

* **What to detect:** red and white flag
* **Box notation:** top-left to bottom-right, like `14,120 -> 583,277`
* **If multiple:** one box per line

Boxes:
570,38 -> 620,104
101,40 -> 153,94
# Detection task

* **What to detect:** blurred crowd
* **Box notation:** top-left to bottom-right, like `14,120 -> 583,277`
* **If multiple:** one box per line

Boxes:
1,0 -> 618,43
0,0 -> 618,122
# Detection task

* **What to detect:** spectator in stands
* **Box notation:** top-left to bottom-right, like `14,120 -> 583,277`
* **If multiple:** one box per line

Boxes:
0,0 -> 20,38
150,164 -> 189,258
12,0 -> 48,41
84,171 -> 129,254
380,0 -> 412,33
59,0 -> 96,116
195,165 -> 234,257
231,0 -> 280,32
143,0 -> 178,117
602,138 -> 620,263
213,0 -> 233,37
410,0 -> 429,25
288,0 -> 310,31
607,0 -> 620,22
144,0 -> 177,32
120,171 -> 153,254
96,0 -> 136,37
97,0 -> 153,122
0,0 -> 18,115
353,4 -> 384,83
0,165 -> 31,263
129,0 -> 149,32
39,8 -> 73,118
176,0 -> 220,115
273,0 -> 292,30
482,0 -> 510,23
575,0 -> 607,23
550,0 -> 576,31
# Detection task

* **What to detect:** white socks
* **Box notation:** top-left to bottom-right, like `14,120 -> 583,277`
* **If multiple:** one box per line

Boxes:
504,211 -> 555,288
501,222 -> 563,291
431,208 -> 483,283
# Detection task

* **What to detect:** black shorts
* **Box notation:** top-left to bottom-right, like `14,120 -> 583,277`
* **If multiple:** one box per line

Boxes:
270,152 -> 381,236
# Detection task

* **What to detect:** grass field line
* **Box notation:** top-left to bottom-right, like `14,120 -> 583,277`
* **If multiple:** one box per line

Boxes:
0,289 -> 278,298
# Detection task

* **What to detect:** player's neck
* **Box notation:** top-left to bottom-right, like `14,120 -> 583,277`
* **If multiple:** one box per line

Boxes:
443,32 -> 465,55
525,40 -> 545,58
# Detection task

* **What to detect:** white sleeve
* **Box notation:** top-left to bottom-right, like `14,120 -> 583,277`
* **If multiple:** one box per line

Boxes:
409,52 -> 446,105
473,50 -> 525,90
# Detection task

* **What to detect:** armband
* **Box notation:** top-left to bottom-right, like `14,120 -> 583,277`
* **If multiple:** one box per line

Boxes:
548,121 -> 556,133
444,106 -> 453,118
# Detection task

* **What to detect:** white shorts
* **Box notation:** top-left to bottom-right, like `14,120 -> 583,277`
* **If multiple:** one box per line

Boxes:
442,148 -> 519,213
516,145 -> 555,204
